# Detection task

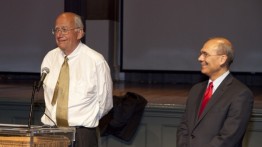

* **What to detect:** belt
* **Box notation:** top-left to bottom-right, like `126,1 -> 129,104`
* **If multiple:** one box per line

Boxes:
75,126 -> 96,130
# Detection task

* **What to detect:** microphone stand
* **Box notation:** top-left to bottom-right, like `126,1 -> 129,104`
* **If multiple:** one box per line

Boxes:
28,81 -> 38,129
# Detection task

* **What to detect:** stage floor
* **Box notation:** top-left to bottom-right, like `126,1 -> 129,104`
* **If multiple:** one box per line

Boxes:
0,81 -> 262,109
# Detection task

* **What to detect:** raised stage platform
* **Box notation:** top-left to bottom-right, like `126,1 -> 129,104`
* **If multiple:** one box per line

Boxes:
1,81 -> 262,108
1,81 -> 262,147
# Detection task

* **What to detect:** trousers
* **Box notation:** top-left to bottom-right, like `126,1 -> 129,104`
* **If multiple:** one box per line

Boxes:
71,127 -> 98,147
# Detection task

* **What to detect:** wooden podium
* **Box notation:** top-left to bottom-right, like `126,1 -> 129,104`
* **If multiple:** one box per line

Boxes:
0,124 -> 75,147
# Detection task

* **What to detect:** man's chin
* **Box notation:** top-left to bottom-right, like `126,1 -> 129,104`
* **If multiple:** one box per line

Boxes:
58,45 -> 65,50
201,69 -> 208,75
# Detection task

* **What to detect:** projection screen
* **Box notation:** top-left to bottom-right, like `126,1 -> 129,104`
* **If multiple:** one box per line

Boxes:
0,0 -> 64,73
121,0 -> 262,72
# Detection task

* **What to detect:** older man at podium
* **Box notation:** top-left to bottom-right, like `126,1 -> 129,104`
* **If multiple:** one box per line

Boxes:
40,12 -> 113,147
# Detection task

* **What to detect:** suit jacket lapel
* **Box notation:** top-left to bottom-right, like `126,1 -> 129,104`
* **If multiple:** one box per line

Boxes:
194,74 -> 233,126
193,81 -> 208,125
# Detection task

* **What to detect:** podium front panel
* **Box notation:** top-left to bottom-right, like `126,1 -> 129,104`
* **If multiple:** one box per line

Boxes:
0,124 -> 75,147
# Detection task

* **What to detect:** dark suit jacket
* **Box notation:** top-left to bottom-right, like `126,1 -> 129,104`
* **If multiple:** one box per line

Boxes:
177,74 -> 254,147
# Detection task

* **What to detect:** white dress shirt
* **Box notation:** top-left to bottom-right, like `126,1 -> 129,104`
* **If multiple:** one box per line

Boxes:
209,70 -> 230,94
41,42 -> 113,127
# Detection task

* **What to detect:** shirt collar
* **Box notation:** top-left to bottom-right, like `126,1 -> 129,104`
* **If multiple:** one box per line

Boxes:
209,70 -> 230,92
59,42 -> 82,60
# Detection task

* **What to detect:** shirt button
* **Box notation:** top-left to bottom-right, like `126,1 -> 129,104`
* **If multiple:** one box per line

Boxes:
191,135 -> 195,139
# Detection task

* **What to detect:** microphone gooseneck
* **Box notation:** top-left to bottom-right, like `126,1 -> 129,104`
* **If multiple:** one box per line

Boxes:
28,67 -> 50,129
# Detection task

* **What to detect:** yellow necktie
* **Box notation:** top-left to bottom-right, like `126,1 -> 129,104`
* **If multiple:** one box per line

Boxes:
51,56 -> 69,127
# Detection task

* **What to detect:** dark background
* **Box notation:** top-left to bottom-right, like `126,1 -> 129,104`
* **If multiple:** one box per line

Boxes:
0,0 -> 262,87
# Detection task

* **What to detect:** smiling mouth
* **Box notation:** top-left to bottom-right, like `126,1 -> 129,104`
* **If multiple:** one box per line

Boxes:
201,65 -> 209,70
57,40 -> 66,44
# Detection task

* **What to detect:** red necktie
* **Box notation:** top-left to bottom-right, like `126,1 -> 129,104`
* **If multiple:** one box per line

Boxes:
198,82 -> 213,118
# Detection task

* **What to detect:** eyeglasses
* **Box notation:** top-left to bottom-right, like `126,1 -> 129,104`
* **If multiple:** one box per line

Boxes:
52,27 -> 79,35
199,51 -> 224,58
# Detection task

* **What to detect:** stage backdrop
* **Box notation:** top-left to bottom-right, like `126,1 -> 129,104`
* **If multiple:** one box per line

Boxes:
121,0 -> 262,72
0,0 -> 64,73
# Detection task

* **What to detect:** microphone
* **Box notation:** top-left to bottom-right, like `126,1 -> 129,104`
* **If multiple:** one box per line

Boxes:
28,67 -> 50,129
36,67 -> 50,91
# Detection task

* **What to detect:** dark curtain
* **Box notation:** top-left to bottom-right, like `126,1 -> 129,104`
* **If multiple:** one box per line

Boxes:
64,0 -> 87,43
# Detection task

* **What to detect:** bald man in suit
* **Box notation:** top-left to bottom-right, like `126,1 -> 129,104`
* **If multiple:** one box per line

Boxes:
176,37 -> 254,147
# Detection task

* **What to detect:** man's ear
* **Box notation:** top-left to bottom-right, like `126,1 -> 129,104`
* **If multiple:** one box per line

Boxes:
77,29 -> 85,40
220,55 -> 228,66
